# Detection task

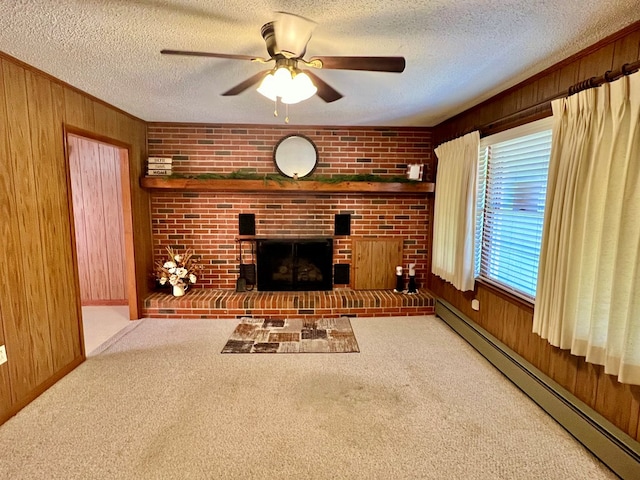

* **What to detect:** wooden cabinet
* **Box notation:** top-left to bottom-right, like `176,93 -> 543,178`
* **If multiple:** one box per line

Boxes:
352,237 -> 403,290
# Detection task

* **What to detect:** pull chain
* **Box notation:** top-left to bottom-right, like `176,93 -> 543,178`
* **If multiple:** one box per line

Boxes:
270,98 -> 291,124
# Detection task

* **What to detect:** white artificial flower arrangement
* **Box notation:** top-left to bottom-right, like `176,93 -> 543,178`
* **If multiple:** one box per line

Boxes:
154,247 -> 202,291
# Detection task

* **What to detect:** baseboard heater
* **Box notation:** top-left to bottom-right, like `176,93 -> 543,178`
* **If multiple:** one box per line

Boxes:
436,298 -> 640,479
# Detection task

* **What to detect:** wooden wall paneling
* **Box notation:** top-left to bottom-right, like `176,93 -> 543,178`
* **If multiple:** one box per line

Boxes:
533,325 -> 551,378
595,372 -> 635,437
114,116 -> 149,318
0,59 -> 36,403
501,301 -> 521,353
547,347 -> 579,393
515,309 -> 536,366
99,143 -> 127,301
76,136 -> 99,301
131,122 -> 152,317
519,315 -> 542,370
0,304 -> 12,416
630,387 -> 640,440
24,70 -> 80,371
612,29 -> 640,66
93,102 -> 121,139
127,119 -> 151,317
534,70 -> 561,104
477,286 -> 499,335
555,61 -> 582,95
514,81 -> 538,113
2,60 -> 54,398
80,138 -> 111,300
51,82 -> 83,362
621,35 -> 640,62
577,43 -> 615,81
69,137 -> 128,304
490,295 -> 511,344
68,135 -> 92,302
573,358 -> 601,408
119,146 -> 142,319
63,88 -> 95,131
0,60 -> 17,417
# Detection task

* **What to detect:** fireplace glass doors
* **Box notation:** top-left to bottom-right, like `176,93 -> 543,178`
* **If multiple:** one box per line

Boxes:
256,238 -> 333,291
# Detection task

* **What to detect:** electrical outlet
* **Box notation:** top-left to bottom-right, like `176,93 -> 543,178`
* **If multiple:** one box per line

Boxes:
471,299 -> 480,311
0,345 -> 7,366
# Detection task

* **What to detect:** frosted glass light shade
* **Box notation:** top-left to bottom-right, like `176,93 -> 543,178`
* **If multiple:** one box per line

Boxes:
274,12 -> 317,58
256,72 -> 279,101
282,71 -> 317,104
257,67 -> 317,104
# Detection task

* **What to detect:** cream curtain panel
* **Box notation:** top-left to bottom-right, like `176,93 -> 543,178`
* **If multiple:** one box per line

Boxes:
533,70 -> 640,385
432,131 -> 480,292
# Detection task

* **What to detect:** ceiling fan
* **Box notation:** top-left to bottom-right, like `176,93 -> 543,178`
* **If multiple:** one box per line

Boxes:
161,11 -> 406,105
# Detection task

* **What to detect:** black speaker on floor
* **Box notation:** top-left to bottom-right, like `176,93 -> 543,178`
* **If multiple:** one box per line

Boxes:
334,214 -> 351,236
239,213 -> 255,236
334,264 -> 350,285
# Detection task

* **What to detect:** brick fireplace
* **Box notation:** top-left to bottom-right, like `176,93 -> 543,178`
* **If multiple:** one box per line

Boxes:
143,123 -> 436,318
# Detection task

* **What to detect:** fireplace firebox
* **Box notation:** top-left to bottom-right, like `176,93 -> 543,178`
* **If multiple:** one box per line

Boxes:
256,238 -> 333,291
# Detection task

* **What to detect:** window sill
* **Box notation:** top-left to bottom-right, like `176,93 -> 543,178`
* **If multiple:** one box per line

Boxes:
475,278 -> 534,313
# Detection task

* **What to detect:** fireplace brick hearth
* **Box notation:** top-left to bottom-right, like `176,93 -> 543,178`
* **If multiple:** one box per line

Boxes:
143,289 -> 436,319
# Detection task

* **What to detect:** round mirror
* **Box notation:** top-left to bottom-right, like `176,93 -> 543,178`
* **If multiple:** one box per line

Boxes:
273,134 -> 318,178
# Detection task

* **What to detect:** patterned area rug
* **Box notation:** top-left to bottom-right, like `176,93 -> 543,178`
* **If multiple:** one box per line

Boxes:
221,317 -> 359,353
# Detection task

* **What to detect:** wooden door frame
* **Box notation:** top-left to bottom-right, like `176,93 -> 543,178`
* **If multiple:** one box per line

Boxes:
63,126 -> 139,320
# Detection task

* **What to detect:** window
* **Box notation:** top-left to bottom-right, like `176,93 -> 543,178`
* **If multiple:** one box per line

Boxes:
475,118 -> 553,301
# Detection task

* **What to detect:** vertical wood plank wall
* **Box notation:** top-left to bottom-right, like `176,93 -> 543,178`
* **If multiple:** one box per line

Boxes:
0,52 -> 151,425
430,22 -> 640,441
68,135 -> 128,305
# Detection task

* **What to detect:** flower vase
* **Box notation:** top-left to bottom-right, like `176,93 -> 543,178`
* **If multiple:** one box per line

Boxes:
172,285 -> 186,297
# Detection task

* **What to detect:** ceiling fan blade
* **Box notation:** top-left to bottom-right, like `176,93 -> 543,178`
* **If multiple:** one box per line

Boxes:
304,71 -> 343,103
161,49 -> 264,62
309,56 -> 406,73
222,70 -> 271,96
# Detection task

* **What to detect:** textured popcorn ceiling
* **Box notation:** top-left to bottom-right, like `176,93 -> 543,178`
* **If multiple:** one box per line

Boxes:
1,1 -> 639,126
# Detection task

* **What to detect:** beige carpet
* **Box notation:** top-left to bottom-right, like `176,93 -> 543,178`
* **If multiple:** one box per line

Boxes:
0,316 -> 616,479
221,316 -> 359,353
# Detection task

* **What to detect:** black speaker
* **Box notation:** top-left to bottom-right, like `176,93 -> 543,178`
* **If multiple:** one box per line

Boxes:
239,213 -> 255,236
334,214 -> 351,236
333,264 -> 350,285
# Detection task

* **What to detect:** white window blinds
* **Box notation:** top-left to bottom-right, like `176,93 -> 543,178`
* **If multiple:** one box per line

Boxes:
476,118 -> 553,300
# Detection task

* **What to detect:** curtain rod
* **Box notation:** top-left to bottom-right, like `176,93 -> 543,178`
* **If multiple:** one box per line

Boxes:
447,59 -> 640,141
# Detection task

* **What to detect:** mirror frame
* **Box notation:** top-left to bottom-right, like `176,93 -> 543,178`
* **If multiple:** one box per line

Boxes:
273,134 -> 319,179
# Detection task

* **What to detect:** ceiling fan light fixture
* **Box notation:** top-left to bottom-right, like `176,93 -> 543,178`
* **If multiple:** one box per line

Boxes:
283,71 -> 317,104
257,66 -> 317,104
256,67 -> 286,101
273,11 -> 317,58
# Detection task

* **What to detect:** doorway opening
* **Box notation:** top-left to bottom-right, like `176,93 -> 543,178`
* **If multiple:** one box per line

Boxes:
66,132 -> 138,332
